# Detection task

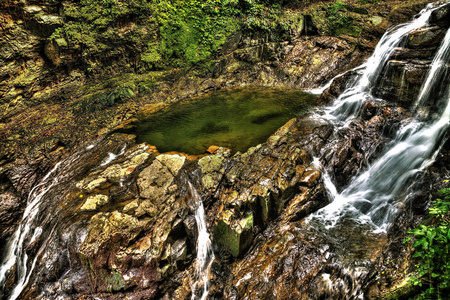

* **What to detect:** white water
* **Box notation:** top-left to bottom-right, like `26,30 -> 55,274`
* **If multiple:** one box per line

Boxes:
0,162 -> 62,300
188,182 -> 214,300
310,3 -> 450,232
0,140 -> 128,299
324,3 -> 439,122
415,27 -> 450,108
99,145 -> 126,167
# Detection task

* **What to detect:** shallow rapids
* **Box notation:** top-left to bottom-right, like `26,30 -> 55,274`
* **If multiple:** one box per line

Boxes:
310,1 -> 450,232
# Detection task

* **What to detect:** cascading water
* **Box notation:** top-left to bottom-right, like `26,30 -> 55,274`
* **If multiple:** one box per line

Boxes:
415,28 -> 450,108
188,182 -> 214,300
0,139 -> 129,300
310,2 -> 450,232
324,2 -> 441,122
0,163 -> 62,300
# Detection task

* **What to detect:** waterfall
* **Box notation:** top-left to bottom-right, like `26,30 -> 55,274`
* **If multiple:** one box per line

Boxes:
310,3 -> 450,232
324,3 -> 439,122
0,162 -> 62,300
415,28 -> 450,108
0,139 -> 129,300
188,182 -> 214,300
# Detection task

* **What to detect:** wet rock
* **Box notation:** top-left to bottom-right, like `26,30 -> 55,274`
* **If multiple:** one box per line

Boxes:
77,143 -> 151,192
391,47 -> 436,60
317,69 -> 357,105
374,60 -> 429,103
183,215 -> 197,250
209,116 -> 324,258
79,194 -> 109,211
137,154 -> 185,203
300,169 -> 321,187
406,26 -> 447,49
44,40 -> 60,66
2,2 -> 446,299
214,212 -> 254,258
172,238 -> 188,262
206,145 -> 220,154
198,151 -> 226,190
227,223 -> 325,299
0,191 -> 22,242
80,211 -> 144,256
360,100 -> 379,120
122,199 -> 139,214
79,177 -> 108,193
430,2 -> 450,25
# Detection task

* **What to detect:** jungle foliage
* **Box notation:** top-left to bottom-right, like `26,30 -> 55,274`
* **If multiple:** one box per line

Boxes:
406,188 -> 450,300
50,0 -> 311,71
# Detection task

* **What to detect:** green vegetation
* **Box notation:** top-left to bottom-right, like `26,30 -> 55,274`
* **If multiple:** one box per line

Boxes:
405,188 -> 450,299
357,0 -> 383,4
50,0 -> 315,71
326,1 -> 361,37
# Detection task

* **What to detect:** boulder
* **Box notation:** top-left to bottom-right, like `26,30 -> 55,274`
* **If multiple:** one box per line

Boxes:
213,212 -> 254,258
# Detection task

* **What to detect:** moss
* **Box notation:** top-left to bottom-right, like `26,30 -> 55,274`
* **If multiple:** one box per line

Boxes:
213,212 -> 254,257
381,276 -> 419,300
105,271 -> 127,292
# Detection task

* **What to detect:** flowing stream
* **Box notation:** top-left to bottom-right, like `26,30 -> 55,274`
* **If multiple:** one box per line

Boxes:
0,139 -> 128,300
325,2 -> 441,123
188,182 -> 215,300
0,163 -> 62,300
310,2 -> 450,232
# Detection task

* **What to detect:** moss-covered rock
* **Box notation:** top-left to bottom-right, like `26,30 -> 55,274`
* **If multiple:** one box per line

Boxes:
213,211 -> 254,258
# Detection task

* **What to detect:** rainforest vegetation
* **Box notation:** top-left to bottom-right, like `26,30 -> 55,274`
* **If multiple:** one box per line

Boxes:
49,0 -> 363,71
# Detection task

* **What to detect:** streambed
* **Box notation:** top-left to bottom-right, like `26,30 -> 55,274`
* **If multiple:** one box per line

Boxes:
136,87 -> 316,154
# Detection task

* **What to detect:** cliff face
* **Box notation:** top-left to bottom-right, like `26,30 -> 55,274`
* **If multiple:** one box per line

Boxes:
1,0 -> 448,299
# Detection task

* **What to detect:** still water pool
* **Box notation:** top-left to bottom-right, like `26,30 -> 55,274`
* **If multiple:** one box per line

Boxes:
136,87 -> 316,154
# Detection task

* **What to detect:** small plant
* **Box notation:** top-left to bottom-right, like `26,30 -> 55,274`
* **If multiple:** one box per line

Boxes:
405,188 -> 450,299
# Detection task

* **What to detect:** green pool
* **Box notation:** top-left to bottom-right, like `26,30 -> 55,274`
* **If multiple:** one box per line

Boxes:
136,87 -> 316,154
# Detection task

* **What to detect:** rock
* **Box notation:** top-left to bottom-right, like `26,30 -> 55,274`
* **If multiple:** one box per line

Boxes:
226,223 -> 326,299
44,40 -> 60,66
391,47 -> 435,60
373,60 -> 428,103
156,154 -> 186,175
430,2 -> 450,25
80,177 -> 108,193
135,199 -> 158,217
407,26 -> 447,49
122,199 -> 139,213
183,215 -> 197,249
172,238 -> 188,262
213,212 -> 254,258
206,145 -> 220,154
137,154 -> 185,202
317,69 -> 357,105
79,194 -> 109,211
80,211 -> 144,256
0,191 -> 23,242
198,153 -> 225,190
1,1 -> 446,299
361,100 -> 379,120
300,169 -> 321,186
